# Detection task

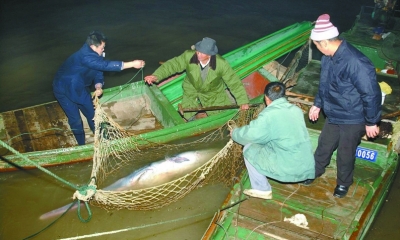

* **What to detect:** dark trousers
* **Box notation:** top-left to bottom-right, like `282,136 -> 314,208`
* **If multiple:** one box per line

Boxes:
53,88 -> 95,145
314,121 -> 366,187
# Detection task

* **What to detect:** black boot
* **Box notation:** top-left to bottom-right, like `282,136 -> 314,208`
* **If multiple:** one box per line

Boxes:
333,185 -> 349,198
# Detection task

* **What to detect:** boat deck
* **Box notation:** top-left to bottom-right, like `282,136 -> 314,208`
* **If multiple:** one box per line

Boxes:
219,160 -> 381,239
0,96 -> 163,155
94,97 -> 163,135
204,125 -> 397,240
204,53 -> 400,239
0,102 -> 76,154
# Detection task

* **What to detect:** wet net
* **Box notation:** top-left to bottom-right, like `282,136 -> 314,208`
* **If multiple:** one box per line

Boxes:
86,99 -> 264,211
378,32 -> 400,65
82,42 -> 312,211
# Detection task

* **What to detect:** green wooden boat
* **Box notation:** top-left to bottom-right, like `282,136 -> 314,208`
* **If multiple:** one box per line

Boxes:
202,128 -> 398,240
203,59 -> 400,240
203,8 -> 400,239
340,5 -> 400,77
0,21 -> 313,172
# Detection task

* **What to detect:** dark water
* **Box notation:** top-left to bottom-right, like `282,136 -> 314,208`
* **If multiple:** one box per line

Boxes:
1,0 -> 399,239
0,0 -> 368,112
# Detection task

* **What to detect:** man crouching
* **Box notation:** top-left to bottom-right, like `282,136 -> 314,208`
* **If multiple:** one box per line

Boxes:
230,82 -> 315,199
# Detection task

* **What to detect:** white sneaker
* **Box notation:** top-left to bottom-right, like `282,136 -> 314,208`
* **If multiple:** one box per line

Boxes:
243,189 -> 272,200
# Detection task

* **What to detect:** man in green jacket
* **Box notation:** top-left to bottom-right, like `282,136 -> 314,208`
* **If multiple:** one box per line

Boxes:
144,37 -> 249,120
230,82 -> 315,199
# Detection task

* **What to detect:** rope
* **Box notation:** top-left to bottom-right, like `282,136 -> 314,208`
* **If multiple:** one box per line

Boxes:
2,128 -> 68,145
0,140 -> 78,189
0,139 -> 95,222
6,68 -> 147,239
73,177 -> 97,223
99,67 -> 145,105
23,201 -> 78,240
57,212 -> 210,240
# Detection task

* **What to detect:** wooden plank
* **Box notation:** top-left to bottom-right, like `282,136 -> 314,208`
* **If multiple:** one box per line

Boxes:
234,212 -> 333,240
102,97 -> 163,135
0,115 -> 9,155
79,110 -> 94,144
14,110 -> 33,152
45,102 -> 76,147
125,113 -> 163,135
1,111 -> 25,153
237,197 -> 338,239
24,105 -> 60,151
232,165 -> 379,239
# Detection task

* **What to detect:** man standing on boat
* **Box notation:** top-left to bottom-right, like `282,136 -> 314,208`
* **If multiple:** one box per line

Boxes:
230,82 -> 315,200
53,31 -> 145,145
144,37 -> 249,120
304,14 -> 382,198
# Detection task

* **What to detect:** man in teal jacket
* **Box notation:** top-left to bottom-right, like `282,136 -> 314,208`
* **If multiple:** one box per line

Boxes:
144,37 -> 249,120
231,82 -> 315,199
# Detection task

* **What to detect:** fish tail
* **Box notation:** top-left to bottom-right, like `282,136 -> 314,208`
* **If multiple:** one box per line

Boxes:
39,202 -> 78,220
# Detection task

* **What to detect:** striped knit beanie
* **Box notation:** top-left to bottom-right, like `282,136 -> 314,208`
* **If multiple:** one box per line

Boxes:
310,14 -> 339,41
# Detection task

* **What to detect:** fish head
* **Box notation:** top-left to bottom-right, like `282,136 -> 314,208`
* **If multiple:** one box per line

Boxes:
173,149 -> 220,163
172,151 -> 200,162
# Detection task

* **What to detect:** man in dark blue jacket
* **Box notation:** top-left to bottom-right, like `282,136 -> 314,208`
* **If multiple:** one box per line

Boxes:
304,14 -> 382,198
53,31 -> 145,145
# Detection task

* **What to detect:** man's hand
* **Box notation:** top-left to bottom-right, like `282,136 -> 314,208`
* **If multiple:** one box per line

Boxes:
144,75 -> 158,85
366,125 -> 379,138
123,60 -> 145,70
94,88 -> 103,97
132,60 -> 145,69
309,105 -> 321,122
240,104 -> 249,110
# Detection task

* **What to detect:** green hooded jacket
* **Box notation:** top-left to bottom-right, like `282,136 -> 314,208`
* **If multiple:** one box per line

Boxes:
153,50 -> 249,119
232,98 -> 315,182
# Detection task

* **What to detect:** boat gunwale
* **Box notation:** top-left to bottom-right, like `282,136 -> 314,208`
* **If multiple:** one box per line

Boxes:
1,21 -> 315,171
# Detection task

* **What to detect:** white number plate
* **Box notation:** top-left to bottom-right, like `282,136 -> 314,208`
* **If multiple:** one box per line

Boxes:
355,147 -> 378,162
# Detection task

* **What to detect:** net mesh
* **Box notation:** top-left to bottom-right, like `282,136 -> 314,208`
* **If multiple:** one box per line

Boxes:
88,98 -> 264,211
378,32 -> 400,63
281,40 -> 312,88
84,42 -> 314,211
82,41 -> 400,211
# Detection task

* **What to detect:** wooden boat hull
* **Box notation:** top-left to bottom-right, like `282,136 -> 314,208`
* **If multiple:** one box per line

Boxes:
202,129 -> 398,240
0,21 -> 314,171
203,11 -> 400,238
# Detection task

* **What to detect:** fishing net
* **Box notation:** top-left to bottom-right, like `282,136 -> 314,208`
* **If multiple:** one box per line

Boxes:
391,120 -> 400,152
83,42 -> 312,211
280,40 -> 312,87
86,99 -> 264,211
72,40 -> 313,211
378,32 -> 400,65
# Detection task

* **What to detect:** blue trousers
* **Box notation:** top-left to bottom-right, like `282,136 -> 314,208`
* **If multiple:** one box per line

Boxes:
244,144 -> 272,191
53,86 -> 95,145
